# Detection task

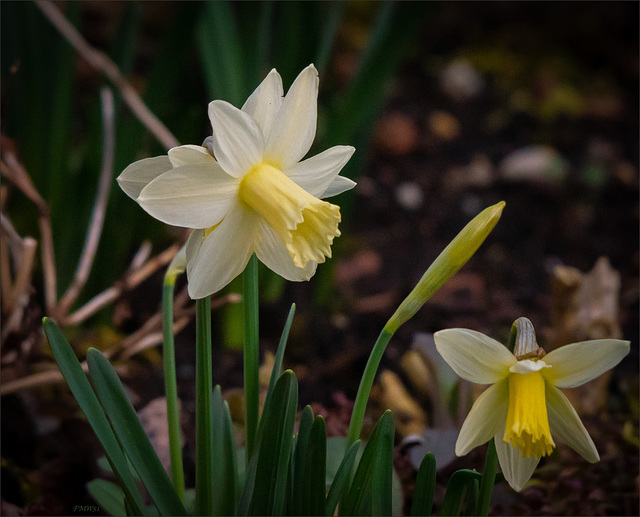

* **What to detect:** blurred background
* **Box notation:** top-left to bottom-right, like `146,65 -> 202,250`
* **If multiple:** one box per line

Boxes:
2,2 -> 638,515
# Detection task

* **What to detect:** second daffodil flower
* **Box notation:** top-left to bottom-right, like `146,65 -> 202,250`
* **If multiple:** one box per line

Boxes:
118,65 -> 355,299
434,317 -> 630,492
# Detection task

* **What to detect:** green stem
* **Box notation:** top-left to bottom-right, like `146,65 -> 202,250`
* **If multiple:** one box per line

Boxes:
477,438 -> 499,516
162,275 -> 184,501
346,328 -> 394,447
243,254 -> 259,462
195,296 -> 213,516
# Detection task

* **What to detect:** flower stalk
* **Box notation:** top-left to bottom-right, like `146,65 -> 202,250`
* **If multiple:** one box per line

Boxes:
195,296 -> 214,515
243,254 -> 260,461
162,249 -> 186,501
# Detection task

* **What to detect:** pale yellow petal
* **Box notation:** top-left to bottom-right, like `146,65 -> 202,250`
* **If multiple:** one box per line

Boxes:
434,329 -> 516,384
456,380 -> 508,456
495,427 -> 541,492
542,339 -> 630,388
545,384 -> 599,462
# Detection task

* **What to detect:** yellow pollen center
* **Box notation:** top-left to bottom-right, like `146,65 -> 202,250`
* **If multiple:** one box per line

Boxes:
238,163 -> 341,268
503,370 -> 555,458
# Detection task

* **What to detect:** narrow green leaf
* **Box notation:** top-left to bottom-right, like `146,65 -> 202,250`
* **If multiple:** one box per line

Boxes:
301,416 -> 327,516
162,278 -> 184,500
247,370 -> 298,516
291,405 -> 314,515
86,348 -> 187,516
371,412 -> 395,516
265,303 -> 296,412
42,319 -> 146,515
342,410 -> 394,516
211,385 -> 238,516
197,0 -> 247,105
325,440 -> 360,517
87,479 -> 126,517
411,453 -> 436,516
440,470 -> 482,517
313,2 -> 345,77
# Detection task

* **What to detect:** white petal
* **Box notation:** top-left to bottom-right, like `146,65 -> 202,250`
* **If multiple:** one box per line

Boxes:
138,164 -> 239,229
186,204 -> 259,299
117,156 -> 172,200
264,64 -> 318,170
320,175 -> 357,199
254,220 -> 317,282
241,69 -> 284,141
434,329 -> 516,384
456,380 -> 508,456
285,145 -> 356,198
542,339 -> 630,388
208,100 -> 264,177
545,384 -> 599,462
168,145 -> 216,168
495,429 -> 540,492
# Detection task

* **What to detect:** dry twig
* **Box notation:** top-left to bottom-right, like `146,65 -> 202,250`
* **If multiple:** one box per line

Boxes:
57,88 -> 116,318
1,155 -> 57,314
35,1 -> 179,151
62,244 -> 181,326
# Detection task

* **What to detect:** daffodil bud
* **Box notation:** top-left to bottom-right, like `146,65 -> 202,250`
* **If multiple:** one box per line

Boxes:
384,201 -> 505,333
165,245 -> 187,286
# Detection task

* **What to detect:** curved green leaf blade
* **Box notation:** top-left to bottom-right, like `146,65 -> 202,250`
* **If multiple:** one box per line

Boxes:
371,412 -> 395,516
301,416 -> 327,516
248,370 -> 298,516
265,303 -> 296,412
411,453 -> 436,516
291,405 -> 314,515
341,410 -> 394,516
212,385 -> 238,516
42,318 -> 146,516
87,479 -> 126,517
325,439 -> 360,517
440,469 -> 482,517
86,348 -> 187,516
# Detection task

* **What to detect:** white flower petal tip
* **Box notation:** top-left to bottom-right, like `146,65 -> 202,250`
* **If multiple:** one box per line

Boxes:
207,100 -> 264,177
117,156 -> 172,200
286,145 -> 356,198
264,64 -> 320,169
434,329 -> 516,384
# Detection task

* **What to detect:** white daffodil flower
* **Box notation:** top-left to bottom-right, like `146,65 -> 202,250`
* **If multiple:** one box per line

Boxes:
434,317 -> 630,492
118,65 -> 355,299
